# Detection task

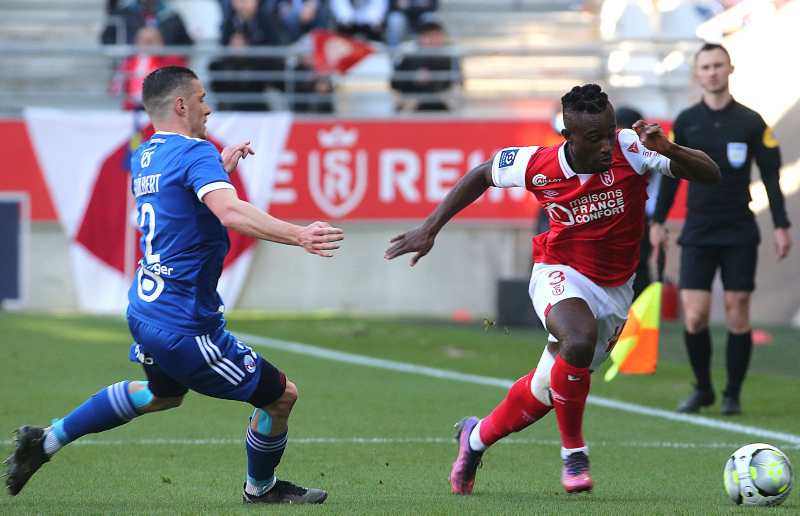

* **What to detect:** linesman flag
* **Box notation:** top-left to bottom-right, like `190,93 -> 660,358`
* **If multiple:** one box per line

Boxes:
604,250 -> 665,382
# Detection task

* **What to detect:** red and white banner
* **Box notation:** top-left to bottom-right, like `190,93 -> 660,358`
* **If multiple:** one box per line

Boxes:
23,108 -> 291,313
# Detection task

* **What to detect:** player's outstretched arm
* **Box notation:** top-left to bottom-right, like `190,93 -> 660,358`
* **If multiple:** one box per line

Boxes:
632,120 -> 720,185
204,188 -> 343,257
384,159 -> 494,266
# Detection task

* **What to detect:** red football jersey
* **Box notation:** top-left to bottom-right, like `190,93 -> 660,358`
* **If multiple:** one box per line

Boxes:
492,129 -> 673,287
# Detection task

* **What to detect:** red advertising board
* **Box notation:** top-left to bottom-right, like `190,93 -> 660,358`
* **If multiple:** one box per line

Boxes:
267,119 -> 566,222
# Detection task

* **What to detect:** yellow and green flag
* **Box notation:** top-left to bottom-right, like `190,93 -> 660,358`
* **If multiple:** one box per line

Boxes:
604,281 -> 662,382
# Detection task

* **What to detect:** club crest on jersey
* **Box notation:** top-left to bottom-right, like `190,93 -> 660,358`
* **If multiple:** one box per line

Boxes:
498,149 -> 518,168
727,142 -> 747,168
627,141 -> 639,153
244,354 -> 256,374
600,170 -> 614,186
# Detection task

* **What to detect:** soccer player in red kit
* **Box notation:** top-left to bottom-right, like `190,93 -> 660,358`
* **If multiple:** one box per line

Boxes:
384,84 -> 720,494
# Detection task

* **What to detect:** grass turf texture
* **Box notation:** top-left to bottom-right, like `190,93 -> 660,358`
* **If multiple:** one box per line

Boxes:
0,312 -> 797,514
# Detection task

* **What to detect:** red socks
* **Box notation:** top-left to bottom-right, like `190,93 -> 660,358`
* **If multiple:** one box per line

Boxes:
550,354 -> 591,450
479,370 -> 552,447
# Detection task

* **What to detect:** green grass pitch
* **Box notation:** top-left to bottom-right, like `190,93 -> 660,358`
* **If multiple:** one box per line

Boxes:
1,312 -> 798,513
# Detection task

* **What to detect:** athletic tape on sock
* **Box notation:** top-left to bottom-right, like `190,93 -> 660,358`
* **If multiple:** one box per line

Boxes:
129,381 -> 154,409
252,408 -> 273,435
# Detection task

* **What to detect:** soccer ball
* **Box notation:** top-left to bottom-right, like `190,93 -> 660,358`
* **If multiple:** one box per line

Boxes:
723,443 -> 793,506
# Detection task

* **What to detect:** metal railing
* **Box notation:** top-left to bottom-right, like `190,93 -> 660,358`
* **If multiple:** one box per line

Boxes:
0,38 -> 701,117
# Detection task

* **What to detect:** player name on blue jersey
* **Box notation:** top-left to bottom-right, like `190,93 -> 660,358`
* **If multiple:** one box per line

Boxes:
133,174 -> 162,197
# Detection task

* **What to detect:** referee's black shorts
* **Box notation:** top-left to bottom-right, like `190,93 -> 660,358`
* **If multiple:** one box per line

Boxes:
679,245 -> 757,292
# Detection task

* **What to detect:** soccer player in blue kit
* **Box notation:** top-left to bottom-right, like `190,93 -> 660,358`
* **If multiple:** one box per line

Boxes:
4,66 -> 343,504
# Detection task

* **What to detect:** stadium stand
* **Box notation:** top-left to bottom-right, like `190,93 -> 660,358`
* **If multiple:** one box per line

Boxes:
0,0 -> 710,118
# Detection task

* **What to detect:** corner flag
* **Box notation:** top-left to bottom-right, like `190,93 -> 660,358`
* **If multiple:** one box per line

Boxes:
604,279 -> 662,382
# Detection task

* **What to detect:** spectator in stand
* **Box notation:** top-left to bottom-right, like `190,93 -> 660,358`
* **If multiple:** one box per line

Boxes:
210,31 -> 279,111
109,26 -> 188,110
268,0 -> 332,43
330,0 -> 388,42
390,21 -> 460,112
211,0 -> 286,111
385,0 -> 438,48
290,57 -> 335,113
221,0 -> 285,45
102,0 -> 194,46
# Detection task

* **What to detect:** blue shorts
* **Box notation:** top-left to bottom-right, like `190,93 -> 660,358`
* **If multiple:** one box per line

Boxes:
127,316 -> 285,406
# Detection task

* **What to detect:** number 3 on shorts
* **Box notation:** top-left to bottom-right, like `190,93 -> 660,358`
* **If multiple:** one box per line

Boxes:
548,270 -> 566,285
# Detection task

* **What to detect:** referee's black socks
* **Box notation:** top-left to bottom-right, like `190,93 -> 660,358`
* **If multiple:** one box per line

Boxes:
685,328 -> 713,391
724,331 -> 753,400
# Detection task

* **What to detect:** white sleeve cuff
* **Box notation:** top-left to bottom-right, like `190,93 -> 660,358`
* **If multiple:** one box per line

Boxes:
197,181 -> 236,203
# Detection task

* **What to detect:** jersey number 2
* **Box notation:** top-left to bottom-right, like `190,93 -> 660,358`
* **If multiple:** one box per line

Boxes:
137,202 -> 164,302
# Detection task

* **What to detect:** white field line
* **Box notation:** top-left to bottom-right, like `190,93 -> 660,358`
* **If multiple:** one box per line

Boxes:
4,438 -> 796,449
238,332 -> 800,447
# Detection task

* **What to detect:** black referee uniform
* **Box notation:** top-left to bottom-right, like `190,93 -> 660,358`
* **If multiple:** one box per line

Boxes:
652,98 -> 790,412
654,99 -> 789,278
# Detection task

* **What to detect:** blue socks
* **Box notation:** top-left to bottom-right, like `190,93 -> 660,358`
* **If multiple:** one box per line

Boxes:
245,409 -> 287,495
54,381 -> 142,445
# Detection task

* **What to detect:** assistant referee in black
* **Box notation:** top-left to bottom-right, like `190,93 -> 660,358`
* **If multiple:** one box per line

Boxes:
650,43 -> 791,416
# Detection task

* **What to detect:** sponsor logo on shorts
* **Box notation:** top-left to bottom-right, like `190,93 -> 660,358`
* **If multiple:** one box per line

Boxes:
498,148 -> 518,168
244,355 -> 256,374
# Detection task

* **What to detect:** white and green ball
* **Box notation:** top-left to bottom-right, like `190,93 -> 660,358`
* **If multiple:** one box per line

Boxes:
724,443 -> 793,506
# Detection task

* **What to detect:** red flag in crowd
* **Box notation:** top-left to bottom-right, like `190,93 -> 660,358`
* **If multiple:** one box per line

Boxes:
311,29 -> 375,74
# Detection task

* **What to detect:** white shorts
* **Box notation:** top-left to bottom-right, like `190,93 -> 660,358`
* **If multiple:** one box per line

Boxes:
528,263 -> 634,371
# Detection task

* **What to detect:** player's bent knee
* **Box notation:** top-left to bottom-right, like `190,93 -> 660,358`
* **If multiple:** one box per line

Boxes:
559,337 -> 595,367
261,381 -> 297,418
277,381 -> 298,409
141,395 -> 184,413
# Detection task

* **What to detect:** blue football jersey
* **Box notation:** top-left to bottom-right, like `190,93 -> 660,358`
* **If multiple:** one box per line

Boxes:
127,131 -> 234,334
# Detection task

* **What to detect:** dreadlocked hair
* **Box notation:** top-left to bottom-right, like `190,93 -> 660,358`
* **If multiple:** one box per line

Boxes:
561,84 -> 609,115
